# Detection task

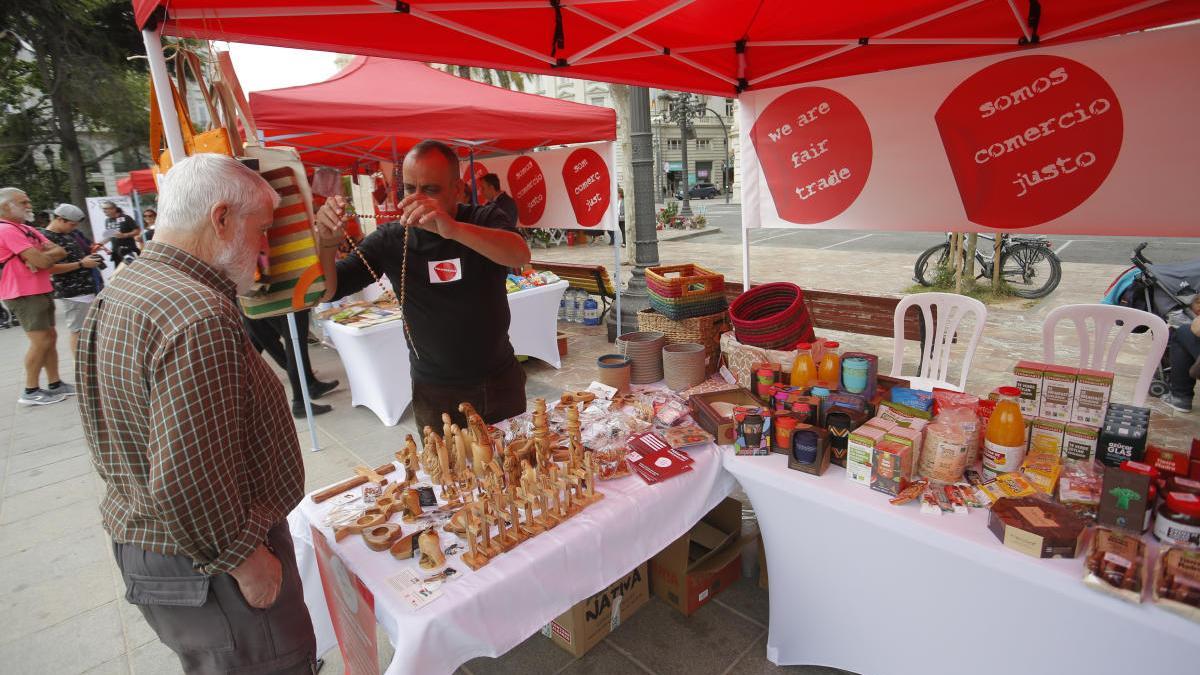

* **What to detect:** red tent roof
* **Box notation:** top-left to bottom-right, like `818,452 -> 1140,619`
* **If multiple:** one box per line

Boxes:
249,57 -> 616,168
116,168 -> 157,195
133,1 -> 1199,96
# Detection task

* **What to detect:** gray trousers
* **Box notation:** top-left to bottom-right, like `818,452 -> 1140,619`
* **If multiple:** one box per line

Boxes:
113,522 -> 317,675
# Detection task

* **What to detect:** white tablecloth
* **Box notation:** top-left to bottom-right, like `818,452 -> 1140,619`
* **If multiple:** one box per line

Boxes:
722,449 -> 1200,675
321,280 -> 568,426
291,441 -> 736,674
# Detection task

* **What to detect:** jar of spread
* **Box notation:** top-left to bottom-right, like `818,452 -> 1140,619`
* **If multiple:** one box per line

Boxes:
1165,475 -> 1200,497
1120,460 -> 1158,533
1154,492 -> 1200,547
774,416 -> 798,453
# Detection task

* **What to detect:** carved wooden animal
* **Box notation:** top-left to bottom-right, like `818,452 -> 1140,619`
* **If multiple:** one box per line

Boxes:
418,529 -> 444,570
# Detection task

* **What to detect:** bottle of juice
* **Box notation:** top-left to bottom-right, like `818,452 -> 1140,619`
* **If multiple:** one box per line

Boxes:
817,341 -> 841,388
790,342 -> 816,388
982,386 -> 1027,478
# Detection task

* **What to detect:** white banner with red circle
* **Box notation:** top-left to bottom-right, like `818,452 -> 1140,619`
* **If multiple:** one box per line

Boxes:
478,141 -> 617,231
738,24 -> 1200,236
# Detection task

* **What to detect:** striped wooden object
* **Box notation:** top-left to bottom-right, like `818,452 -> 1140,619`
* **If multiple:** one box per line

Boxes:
238,164 -> 326,318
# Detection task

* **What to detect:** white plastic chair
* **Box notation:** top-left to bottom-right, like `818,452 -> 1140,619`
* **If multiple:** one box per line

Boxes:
890,293 -> 987,392
1041,303 -> 1168,407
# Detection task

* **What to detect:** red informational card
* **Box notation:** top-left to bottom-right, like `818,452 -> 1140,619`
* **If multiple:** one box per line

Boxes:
626,432 -> 694,484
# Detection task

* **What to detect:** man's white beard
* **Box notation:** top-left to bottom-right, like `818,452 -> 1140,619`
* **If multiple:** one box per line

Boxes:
213,238 -> 259,295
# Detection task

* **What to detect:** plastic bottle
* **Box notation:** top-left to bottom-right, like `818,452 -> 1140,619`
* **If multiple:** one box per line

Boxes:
583,297 -> 600,325
817,341 -> 841,388
790,342 -> 816,388
982,386 -> 1027,478
558,294 -> 568,321
574,290 -> 585,323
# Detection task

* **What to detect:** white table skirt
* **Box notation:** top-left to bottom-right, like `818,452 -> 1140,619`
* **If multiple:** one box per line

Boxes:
291,441 -> 736,675
722,449 -> 1200,675
322,280 -> 568,426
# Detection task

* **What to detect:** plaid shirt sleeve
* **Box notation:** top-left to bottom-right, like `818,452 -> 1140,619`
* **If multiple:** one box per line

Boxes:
147,315 -> 269,575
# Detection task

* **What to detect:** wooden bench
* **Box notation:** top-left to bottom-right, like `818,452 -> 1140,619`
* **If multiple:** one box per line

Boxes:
530,260 -> 617,318
723,283 -> 925,342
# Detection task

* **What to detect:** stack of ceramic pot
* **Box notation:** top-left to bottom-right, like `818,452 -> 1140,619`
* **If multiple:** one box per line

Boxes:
616,331 -> 666,384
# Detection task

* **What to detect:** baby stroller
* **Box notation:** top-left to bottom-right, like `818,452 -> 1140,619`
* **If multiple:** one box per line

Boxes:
1101,242 -> 1200,398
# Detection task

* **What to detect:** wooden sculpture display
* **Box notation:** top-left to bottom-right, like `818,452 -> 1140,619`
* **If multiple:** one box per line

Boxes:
418,529 -> 445,570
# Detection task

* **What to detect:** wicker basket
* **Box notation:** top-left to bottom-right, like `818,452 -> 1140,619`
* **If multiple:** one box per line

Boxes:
637,307 -> 730,375
728,282 -> 815,350
647,264 -> 728,320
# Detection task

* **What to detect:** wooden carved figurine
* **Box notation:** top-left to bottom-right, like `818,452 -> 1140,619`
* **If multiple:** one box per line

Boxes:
461,511 -> 488,571
418,529 -> 445,570
396,435 -> 421,485
402,488 -> 424,523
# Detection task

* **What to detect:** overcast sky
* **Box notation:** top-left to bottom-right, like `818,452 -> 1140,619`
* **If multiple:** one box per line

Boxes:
224,43 -> 342,92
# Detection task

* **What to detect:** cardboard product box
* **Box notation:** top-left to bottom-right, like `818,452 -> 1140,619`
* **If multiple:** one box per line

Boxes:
650,497 -> 745,616
871,439 -> 913,497
1098,420 -> 1148,467
847,423 -> 888,486
1038,365 -> 1077,421
988,496 -> 1086,558
689,388 -> 760,445
1098,467 -> 1153,533
1029,418 -> 1066,458
546,563 -> 649,657
787,424 -> 831,476
1063,423 -> 1100,462
1013,360 -> 1046,419
1146,445 -> 1192,478
1071,369 -> 1114,426
825,406 -> 869,468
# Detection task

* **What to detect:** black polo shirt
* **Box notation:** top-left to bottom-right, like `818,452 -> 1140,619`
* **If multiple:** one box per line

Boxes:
492,192 -> 518,227
334,203 -> 517,385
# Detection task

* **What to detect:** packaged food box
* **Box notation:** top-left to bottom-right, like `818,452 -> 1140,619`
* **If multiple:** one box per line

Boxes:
1146,445 -> 1191,478
1063,423 -> 1100,462
1098,420 -> 1148,467
1038,365 -> 1077,422
1020,452 -> 1062,495
1029,418 -> 1065,458
847,423 -> 888,486
988,496 -> 1087,559
1071,369 -> 1114,426
1013,360 -> 1046,419
1152,546 -> 1200,624
871,439 -> 913,497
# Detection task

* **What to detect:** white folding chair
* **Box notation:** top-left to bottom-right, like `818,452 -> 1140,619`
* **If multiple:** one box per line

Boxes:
890,293 -> 987,392
1041,303 -> 1168,407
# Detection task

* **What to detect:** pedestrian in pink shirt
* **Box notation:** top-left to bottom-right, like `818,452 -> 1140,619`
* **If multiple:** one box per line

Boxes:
0,187 -> 71,405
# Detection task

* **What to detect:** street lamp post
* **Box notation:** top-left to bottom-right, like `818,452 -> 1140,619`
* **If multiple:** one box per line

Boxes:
704,107 -> 732,204
676,113 -> 692,216
659,92 -> 707,217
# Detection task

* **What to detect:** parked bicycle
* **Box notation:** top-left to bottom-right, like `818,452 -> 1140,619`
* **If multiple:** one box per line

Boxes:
913,232 -> 1062,299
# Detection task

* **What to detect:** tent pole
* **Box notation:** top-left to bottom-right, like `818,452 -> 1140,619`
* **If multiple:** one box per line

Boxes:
131,190 -> 143,229
468,148 -> 478,206
741,222 -> 751,290
142,28 -> 186,162
287,312 -> 322,453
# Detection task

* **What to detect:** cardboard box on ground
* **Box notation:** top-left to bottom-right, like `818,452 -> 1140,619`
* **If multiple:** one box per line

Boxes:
546,562 -> 650,657
650,497 -> 754,616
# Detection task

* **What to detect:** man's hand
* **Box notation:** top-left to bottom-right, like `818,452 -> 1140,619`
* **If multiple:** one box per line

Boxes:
399,193 -> 458,239
314,196 -> 350,249
80,254 -> 103,269
229,543 -> 282,609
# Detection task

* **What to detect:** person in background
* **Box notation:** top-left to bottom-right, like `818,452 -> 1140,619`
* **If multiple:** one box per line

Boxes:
608,186 -> 626,247
77,154 -> 317,673
479,173 -> 518,226
99,200 -> 140,265
243,310 -> 339,418
0,187 -> 70,405
141,207 -> 157,241
39,204 -> 104,355
1163,295 -> 1200,413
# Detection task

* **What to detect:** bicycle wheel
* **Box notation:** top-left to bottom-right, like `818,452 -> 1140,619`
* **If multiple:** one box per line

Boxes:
913,243 -> 951,286
1000,244 -> 1062,299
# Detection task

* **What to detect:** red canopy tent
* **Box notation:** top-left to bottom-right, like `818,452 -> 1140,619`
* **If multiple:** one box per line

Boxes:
116,168 -> 157,196
249,56 -> 615,168
134,1 -> 1198,97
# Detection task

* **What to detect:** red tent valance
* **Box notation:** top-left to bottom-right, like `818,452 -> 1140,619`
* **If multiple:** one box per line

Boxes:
116,168 -> 157,195
250,57 -> 616,168
133,1 -> 1200,97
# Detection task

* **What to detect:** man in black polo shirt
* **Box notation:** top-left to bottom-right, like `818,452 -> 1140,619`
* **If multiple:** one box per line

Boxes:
479,173 -> 518,226
99,201 -> 140,265
315,140 -> 531,430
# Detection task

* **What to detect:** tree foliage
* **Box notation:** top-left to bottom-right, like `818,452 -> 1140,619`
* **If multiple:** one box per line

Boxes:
0,0 -> 150,210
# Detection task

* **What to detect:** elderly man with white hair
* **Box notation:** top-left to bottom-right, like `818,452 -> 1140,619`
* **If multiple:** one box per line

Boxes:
76,154 -> 317,674
0,186 -> 70,405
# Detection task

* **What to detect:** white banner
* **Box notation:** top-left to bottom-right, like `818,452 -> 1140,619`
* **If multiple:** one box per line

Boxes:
466,141 -> 617,231
84,196 -> 136,244
738,24 -> 1200,236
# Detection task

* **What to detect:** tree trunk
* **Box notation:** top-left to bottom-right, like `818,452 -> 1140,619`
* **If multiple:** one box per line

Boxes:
608,83 -> 635,264
455,65 -> 472,79
35,31 -> 89,208
952,232 -> 963,295
993,235 -> 1003,288
964,232 -> 978,281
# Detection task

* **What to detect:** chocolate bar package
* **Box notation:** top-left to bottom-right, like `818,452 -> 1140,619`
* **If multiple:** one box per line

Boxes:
988,496 -> 1086,559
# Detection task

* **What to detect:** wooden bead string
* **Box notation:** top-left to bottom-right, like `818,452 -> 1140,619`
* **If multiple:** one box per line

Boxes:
344,210 -> 420,360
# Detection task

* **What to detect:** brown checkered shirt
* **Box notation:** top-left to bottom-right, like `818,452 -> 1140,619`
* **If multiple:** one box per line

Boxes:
77,242 -> 304,575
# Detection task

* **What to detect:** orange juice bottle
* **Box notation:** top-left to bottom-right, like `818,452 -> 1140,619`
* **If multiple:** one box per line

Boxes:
982,386 -> 1027,478
817,341 -> 841,388
790,342 -> 816,387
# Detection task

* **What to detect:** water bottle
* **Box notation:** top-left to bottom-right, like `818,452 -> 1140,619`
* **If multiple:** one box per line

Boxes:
572,290 -> 585,323
558,294 -> 568,321
583,297 -> 600,325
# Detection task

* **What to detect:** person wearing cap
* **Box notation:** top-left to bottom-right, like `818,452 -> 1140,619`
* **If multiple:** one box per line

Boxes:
99,200 -> 140,265
0,187 -> 71,405
40,204 -> 105,353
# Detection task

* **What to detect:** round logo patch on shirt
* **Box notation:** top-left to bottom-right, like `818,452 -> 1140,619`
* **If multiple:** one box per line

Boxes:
429,258 -> 462,283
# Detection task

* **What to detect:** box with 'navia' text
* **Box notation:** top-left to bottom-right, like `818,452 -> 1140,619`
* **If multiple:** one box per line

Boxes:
544,562 -> 649,658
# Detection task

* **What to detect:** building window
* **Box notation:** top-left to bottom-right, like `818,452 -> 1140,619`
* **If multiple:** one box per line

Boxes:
589,96 -> 606,107
696,138 -> 712,150
667,138 -> 681,150
725,98 -> 735,117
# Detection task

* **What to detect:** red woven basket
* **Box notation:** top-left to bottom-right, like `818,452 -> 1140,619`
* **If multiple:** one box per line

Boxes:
728,282 -> 816,349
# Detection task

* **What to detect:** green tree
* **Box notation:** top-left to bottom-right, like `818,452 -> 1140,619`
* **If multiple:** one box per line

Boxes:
0,1 -> 150,210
